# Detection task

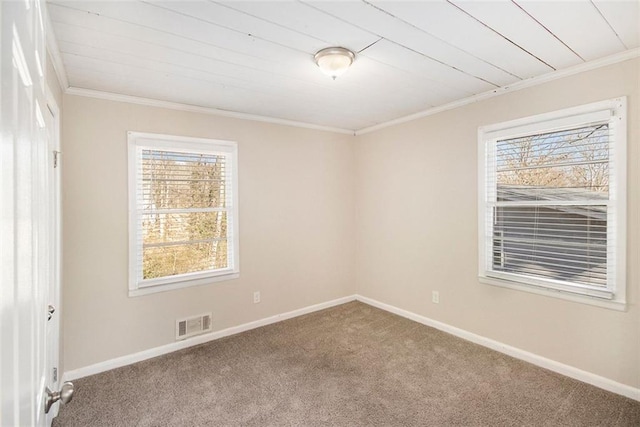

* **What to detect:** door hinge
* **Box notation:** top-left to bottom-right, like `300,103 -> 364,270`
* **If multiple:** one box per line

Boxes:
53,367 -> 58,382
53,151 -> 61,168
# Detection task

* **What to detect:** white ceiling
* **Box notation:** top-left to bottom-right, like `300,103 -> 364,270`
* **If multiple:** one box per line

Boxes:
47,0 -> 639,132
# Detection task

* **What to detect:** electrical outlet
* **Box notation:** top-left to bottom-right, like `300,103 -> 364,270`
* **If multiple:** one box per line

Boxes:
432,291 -> 439,304
253,291 -> 261,304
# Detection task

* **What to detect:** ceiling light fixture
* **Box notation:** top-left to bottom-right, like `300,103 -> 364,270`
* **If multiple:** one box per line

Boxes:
314,47 -> 355,80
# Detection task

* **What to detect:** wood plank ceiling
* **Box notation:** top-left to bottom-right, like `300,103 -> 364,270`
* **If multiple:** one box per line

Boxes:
48,1 -> 639,132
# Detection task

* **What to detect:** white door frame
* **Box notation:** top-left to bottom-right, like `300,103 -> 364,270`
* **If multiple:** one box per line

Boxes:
45,86 -> 62,424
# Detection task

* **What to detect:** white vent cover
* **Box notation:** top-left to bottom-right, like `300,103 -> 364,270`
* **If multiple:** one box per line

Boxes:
176,313 -> 212,340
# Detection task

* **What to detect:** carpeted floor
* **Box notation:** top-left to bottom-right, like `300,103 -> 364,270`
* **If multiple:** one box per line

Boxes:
53,301 -> 640,426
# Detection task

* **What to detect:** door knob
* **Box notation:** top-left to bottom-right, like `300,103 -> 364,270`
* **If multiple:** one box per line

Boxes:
47,305 -> 55,321
44,381 -> 74,414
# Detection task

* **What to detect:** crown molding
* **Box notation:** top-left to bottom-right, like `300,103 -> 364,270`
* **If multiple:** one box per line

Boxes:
44,6 -> 69,91
355,48 -> 640,136
56,44 -> 637,137
65,87 -> 355,135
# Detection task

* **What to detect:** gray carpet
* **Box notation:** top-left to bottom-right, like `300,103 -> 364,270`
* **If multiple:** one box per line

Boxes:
53,301 -> 640,426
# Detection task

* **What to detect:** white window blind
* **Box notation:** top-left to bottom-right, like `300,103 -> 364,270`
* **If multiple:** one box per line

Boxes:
478,98 -> 626,305
128,132 -> 239,296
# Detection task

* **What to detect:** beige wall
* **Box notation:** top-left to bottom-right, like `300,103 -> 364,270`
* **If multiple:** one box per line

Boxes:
354,58 -> 640,388
62,58 -> 639,389
61,96 -> 356,371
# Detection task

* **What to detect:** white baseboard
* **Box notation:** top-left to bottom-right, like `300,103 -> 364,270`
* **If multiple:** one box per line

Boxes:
63,292 -> 639,402
355,295 -> 640,402
64,295 -> 357,381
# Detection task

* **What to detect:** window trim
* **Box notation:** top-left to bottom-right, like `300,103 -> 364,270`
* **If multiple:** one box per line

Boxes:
477,98 -> 626,310
127,131 -> 240,297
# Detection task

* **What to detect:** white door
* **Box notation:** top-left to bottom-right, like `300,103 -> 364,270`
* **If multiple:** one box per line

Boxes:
0,1 -> 63,425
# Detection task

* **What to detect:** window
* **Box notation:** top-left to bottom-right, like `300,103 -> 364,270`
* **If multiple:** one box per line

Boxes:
128,132 -> 239,296
478,98 -> 626,308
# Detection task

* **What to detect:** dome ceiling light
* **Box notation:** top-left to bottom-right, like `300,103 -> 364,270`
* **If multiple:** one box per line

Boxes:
314,47 -> 355,80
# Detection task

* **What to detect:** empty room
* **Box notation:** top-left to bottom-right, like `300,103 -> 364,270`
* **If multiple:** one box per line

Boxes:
1,0 -> 639,425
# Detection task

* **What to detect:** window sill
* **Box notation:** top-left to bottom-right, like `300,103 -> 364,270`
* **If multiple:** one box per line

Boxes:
129,272 -> 239,297
479,276 -> 626,312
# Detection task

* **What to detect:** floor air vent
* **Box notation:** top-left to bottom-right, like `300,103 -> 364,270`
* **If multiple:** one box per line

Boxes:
176,313 -> 212,340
